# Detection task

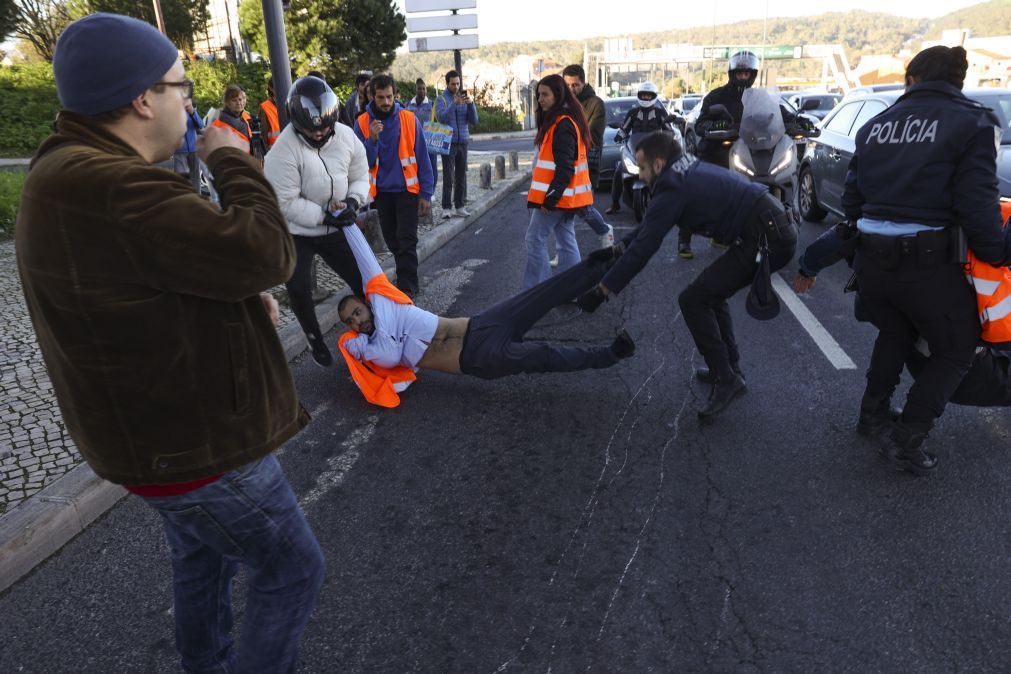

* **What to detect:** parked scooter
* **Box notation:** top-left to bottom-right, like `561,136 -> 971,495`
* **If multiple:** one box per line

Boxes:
614,127 -> 683,223
705,88 -> 819,214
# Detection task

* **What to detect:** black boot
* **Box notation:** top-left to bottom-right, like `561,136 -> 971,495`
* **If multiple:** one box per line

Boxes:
698,361 -> 747,420
306,330 -> 333,368
610,329 -> 635,359
695,364 -> 744,385
857,396 -> 900,437
880,422 -> 937,476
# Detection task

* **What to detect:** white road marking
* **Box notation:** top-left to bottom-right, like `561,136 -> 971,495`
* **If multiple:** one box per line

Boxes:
771,274 -> 857,370
299,415 -> 378,509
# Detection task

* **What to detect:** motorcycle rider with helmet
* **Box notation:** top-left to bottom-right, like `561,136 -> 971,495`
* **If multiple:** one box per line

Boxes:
264,75 -> 370,368
605,82 -> 674,216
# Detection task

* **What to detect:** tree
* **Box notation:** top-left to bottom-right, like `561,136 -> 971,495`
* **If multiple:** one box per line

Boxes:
0,0 -> 18,40
239,0 -> 405,83
85,0 -> 210,52
11,0 -> 72,61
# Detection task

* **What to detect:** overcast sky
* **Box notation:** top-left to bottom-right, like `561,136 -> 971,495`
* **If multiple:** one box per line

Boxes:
395,0 -> 984,45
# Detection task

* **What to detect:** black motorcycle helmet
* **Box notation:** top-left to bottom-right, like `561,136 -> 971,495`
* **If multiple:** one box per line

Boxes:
287,76 -> 341,148
728,50 -> 759,92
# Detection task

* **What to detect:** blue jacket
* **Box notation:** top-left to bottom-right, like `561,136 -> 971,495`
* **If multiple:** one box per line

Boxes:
842,81 -> 1009,265
354,102 -> 435,201
406,96 -> 435,125
176,108 -> 204,155
435,89 -> 478,144
602,157 -> 769,295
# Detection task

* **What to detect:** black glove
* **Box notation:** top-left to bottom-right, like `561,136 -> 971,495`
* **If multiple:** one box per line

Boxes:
576,286 -> 607,313
587,245 -> 616,263
324,198 -> 360,228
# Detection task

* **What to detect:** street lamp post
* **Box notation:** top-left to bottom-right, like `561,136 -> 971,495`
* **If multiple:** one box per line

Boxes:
261,0 -> 293,127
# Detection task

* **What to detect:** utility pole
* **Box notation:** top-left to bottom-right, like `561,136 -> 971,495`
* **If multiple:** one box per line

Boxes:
452,9 -> 463,79
151,0 -> 166,35
261,0 -> 293,127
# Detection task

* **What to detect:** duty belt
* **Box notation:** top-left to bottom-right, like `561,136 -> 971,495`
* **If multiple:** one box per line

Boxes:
751,195 -> 794,241
859,229 -> 951,269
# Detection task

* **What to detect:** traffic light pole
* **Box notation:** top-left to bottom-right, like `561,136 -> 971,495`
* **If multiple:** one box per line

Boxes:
261,0 -> 293,126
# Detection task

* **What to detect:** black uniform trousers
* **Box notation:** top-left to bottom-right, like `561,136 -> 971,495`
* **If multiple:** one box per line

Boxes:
856,250 -> 980,429
677,198 -> 797,377
459,258 -> 619,379
286,232 -> 364,338
374,191 -> 420,294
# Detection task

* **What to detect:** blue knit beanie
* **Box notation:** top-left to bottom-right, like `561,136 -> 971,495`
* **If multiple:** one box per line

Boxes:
53,13 -> 180,116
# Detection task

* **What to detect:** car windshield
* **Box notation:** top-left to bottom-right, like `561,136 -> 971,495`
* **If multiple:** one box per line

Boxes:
972,92 -> 1011,144
605,100 -> 636,125
682,98 -> 700,111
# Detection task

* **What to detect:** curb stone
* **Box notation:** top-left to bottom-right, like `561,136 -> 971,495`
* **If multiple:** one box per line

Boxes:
0,168 -> 532,594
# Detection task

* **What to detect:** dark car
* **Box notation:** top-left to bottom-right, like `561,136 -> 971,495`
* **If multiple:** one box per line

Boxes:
597,96 -> 644,188
798,88 -> 1011,222
784,92 -> 842,120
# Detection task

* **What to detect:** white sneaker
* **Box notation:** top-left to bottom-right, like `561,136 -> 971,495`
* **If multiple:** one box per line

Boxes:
441,211 -> 451,221
549,256 -> 558,268
599,224 -> 615,249
455,207 -> 472,217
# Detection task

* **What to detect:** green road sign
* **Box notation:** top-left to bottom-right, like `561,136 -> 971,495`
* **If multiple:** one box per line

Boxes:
703,45 -> 802,60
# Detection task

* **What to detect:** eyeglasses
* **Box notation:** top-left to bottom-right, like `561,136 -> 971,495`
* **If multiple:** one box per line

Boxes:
153,79 -> 194,99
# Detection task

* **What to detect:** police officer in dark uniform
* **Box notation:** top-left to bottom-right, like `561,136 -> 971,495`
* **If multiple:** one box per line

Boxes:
605,82 -> 674,215
842,45 -> 1011,475
578,132 -> 798,420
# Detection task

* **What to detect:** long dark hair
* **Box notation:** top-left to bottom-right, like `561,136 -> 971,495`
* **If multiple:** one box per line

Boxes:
534,74 -> 593,150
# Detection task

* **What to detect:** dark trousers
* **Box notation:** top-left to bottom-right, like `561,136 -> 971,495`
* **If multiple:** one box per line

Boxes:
678,207 -> 797,377
908,347 -> 1011,408
856,253 -> 980,429
459,259 -> 619,379
286,232 -> 363,338
610,162 -> 624,205
441,142 -> 468,209
375,191 -> 420,294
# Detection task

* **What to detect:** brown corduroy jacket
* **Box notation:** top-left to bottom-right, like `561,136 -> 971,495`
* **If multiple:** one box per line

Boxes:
16,113 -> 309,485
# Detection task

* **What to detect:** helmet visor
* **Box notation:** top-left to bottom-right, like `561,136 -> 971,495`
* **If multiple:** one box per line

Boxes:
296,90 -> 340,130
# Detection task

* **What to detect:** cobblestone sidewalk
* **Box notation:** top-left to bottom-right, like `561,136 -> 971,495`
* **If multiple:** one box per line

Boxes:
0,151 -> 533,514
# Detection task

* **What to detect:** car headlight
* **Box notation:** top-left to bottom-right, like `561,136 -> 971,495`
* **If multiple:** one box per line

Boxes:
731,152 -> 754,177
622,153 -> 639,175
771,147 -> 795,175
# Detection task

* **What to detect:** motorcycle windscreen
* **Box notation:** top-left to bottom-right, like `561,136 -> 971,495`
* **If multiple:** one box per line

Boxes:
739,88 -> 786,151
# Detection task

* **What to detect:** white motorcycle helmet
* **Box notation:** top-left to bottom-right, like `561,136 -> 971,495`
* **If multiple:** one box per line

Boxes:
637,81 -> 659,108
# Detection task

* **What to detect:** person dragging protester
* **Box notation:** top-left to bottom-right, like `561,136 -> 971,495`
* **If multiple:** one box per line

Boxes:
332,218 -> 635,408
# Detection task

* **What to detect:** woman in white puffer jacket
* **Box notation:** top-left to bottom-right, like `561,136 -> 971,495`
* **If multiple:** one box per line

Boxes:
264,76 -> 372,368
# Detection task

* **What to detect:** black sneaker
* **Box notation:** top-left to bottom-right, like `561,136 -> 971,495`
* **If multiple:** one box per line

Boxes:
610,329 -> 635,359
697,374 -> 747,420
695,365 -> 744,385
857,406 -> 900,438
306,332 -> 333,368
678,243 -> 694,259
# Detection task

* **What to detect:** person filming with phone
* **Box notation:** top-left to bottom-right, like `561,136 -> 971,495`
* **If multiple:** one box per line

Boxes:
436,69 -> 478,218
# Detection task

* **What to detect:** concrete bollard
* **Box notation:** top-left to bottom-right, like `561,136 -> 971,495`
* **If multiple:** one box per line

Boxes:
509,150 -> 518,171
494,155 -> 506,179
480,163 -> 492,189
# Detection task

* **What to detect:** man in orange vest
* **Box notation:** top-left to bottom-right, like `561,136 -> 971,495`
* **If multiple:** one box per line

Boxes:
353,74 -> 434,298
258,76 -> 281,151
333,219 -> 634,407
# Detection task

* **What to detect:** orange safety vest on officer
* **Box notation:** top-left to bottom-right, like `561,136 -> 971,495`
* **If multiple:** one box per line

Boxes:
528,114 -> 593,209
212,110 -> 254,146
258,99 -> 281,148
356,109 -> 420,198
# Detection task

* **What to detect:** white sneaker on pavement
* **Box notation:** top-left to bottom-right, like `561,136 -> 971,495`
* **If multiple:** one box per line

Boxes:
549,256 -> 558,268
441,211 -> 451,221
599,224 -> 615,249
455,207 -> 472,217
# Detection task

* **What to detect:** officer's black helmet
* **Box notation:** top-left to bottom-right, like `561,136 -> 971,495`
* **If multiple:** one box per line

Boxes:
287,76 -> 341,147
728,50 -> 759,90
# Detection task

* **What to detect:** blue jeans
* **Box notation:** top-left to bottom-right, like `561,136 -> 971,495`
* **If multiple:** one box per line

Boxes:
576,205 -> 610,236
140,456 -> 325,674
524,208 -> 579,289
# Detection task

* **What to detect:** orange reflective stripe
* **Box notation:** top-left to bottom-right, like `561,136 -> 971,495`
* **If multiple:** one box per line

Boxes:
358,110 -> 421,197
965,249 -> 1011,347
259,100 -> 280,146
211,118 -> 251,143
527,115 -> 593,209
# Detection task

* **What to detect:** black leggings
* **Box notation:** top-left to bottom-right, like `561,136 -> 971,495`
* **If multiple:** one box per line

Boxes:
285,232 -> 364,337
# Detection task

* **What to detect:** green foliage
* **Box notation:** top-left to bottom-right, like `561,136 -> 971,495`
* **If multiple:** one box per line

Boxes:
0,170 -> 26,240
926,0 -> 1011,39
0,0 -> 18,40
0,62 -> 58,156
239,0 -> 405,84
84,0 -> 210,51
186,60 -> 272,114
472,105 -> 521,134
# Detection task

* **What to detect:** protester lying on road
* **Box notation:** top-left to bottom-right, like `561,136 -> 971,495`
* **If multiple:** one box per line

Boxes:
332,218 -> 635,407
794,223 -> 1011,411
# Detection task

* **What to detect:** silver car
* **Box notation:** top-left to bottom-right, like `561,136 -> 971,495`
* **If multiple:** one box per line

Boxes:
597,97 -> 640,188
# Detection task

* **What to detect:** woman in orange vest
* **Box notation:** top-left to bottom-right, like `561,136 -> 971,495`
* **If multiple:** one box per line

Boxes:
212,84 -> 262,159
258,77 -> 281,150
524,74 -> 595,289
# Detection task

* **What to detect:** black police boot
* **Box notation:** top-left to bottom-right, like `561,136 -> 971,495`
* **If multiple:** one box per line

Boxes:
857,396 -> 900,437
695,364 -> 744,385
306,330 -> 333,368
610,329 -> 635,359
880,422 -> 937,476
698,358 -> 747,420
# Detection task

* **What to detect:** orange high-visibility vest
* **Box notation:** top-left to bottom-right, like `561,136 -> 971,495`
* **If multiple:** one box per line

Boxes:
357,110 -> 420,198
965,250 -> 1011,347
212,110 -> 253,144
259,99 -> 280,147
528,114 -> 593,209
336,273 -> 418,408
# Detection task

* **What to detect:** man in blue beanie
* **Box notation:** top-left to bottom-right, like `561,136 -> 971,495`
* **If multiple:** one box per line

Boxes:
16,13 -> 323,672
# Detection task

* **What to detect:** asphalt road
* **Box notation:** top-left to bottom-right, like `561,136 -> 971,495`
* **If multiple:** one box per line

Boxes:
3,190 -> 1011,672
